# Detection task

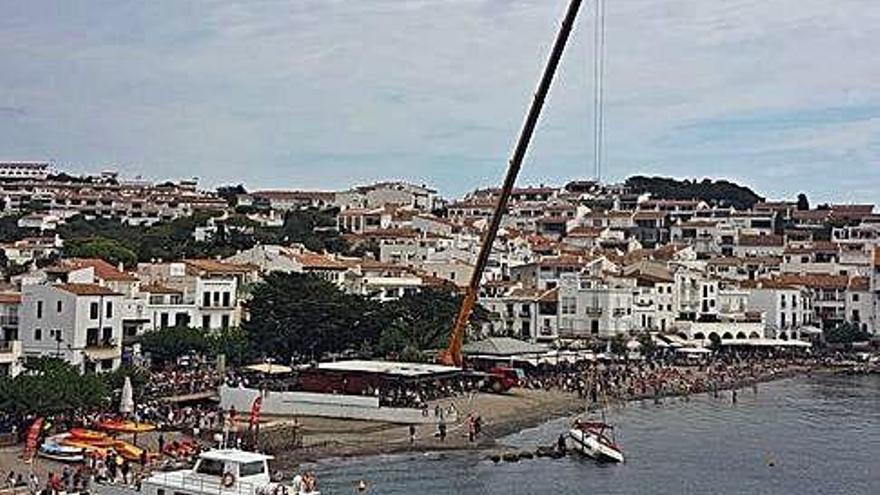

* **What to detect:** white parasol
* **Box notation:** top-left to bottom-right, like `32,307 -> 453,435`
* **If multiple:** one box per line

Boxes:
119,376 -> 135,415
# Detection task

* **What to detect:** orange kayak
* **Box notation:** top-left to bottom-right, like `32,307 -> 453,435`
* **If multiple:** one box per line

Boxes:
112,440 -> 145,461
58,439 -> 110,458
69,428 -> 110,441
95,420 -> 157,433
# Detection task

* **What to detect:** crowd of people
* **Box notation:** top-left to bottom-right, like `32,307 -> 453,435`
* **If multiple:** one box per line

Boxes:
519,351 -> 820,404
143,368 -> 226,398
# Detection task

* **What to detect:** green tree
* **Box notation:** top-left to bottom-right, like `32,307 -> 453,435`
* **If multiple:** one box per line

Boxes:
140,326 -> 210,364
0,358 -> 108,415
823,322 -> 870,345
378,288 -> 485,360
216,184 -> 247,206
65,237 -> 138,268
244,272 -> 384,362
208,327 -> 255,366
796,193 -> 810,211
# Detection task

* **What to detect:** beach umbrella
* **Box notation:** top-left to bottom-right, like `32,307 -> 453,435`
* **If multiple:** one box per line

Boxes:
120,376 -> 135,415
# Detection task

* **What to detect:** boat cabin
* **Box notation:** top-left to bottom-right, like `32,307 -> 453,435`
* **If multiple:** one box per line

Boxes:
141,449 -> 273,495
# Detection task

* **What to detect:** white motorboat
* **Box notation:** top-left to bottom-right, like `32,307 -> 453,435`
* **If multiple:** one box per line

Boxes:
95,449 -> 319,495
568,421 -> 625,463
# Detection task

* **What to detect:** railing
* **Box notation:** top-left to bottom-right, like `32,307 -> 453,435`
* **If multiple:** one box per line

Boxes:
135,471 -> 269,495
85,339 -> 117,349
0,341 -> 20,354
0,316 -> 19,327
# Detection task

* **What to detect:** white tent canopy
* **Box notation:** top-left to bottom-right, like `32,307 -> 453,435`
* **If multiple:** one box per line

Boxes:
244,363 -> 294,374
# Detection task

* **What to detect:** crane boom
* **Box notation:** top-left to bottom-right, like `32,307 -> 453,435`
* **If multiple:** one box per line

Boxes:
440,0 -> 585,367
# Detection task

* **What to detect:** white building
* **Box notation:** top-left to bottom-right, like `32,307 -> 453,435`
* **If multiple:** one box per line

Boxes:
0,293 -> 22,377
0,161 -> 51,180
20,283 -> 124,372
137,260 -> 246,331
557,274 -> 634,339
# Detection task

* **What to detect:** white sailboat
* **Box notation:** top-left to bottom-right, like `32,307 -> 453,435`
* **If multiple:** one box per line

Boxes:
568,376 -> 625,463
568,420 -> 624,463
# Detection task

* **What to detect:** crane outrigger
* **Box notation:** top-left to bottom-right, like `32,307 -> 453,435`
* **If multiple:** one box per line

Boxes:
439,0 -> 586,367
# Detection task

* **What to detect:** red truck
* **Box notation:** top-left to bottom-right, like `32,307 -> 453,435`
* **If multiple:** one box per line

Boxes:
483,366 -> 525,393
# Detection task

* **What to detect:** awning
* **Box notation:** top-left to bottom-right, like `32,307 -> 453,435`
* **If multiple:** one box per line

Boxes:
720,338 -> 811,348
676,347 -> 712,355
244,363 -> 294,374
798,326 -> 823,335
463,337 -> 548,356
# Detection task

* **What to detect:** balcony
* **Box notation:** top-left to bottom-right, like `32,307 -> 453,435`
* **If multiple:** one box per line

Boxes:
85,338 -> 117,350
84,339 -> 120,360
0,315 -> 18,328
0,340 -> 22,364
0,340 -> 21,355
585,307 -> 603,316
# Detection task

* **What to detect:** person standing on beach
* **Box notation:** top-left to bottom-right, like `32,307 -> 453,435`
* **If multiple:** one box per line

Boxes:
409,425 -> 416,444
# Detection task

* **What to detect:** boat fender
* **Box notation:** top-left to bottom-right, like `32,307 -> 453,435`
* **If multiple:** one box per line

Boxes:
223,472 -> 236,488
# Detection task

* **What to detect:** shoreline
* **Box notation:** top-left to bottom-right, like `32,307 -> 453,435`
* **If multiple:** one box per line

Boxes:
272,365 -> 829,468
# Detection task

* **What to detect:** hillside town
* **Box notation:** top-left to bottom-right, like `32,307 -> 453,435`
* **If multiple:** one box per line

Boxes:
0,160 -> 877,378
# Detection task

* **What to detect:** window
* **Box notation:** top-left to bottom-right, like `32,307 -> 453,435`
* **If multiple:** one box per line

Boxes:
56,301 -> 63,313
221,315 -> 230,328
852,294 -> 860,302
106,301 -> 113,318
159,313 -> 169,329
102,327 -> 113,343
213,292 -> 220,306
100,359 -> 113,371
90,302 -> 99,319
222,292 -> 231,307
87,328 -> 99,346
558,297 -> 575,315
195,459 -> 225,476
202,315 -> 211,329
203,292 -> 211,307
239,462 -> 265,478
37,301 -> 43,319
175,313 -> 189,327
34,328 -> 42,341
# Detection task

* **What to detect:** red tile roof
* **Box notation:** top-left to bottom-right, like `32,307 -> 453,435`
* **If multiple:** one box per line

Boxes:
57,283 -> 121,296
0,293 -> 21,304
738,234 -> 784,247
65,258 -> 139,281
185,259 -> 256,274
290,252 -> 348,270
773,274 -> 849,290
140,283 -> 182,294
848,276 -> 870,292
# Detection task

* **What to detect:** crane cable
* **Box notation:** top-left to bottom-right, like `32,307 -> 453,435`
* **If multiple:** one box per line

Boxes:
593,0 -> 607,182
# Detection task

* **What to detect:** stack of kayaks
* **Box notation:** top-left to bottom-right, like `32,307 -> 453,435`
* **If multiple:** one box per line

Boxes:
39,427 -> 154,462
38,434 -> 85,463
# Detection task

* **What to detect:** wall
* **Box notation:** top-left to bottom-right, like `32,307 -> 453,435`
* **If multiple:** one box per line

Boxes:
219,386 -> 444,424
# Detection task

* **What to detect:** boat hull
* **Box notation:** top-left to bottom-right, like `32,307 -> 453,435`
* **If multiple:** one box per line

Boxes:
568,428 -> 624,463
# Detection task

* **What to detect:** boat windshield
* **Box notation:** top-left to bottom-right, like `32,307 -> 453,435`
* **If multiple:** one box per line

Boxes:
195,459 -> 225,476
239,462 -> 265,477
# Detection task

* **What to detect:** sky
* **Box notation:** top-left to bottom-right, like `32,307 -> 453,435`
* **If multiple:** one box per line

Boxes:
0,0 -> 878,203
